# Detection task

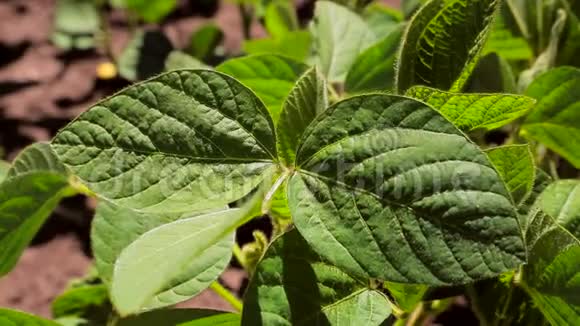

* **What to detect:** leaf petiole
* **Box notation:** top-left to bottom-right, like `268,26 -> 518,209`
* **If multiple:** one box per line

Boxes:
210,281 -> 243,312
261,169 -> 292,216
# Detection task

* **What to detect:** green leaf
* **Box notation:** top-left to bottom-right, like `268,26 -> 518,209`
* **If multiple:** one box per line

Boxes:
485,144 -> 535,205
522,210 -> 580,325
345,26 -> 404,93
467,53 -> 517,93
484,13 -> 534,61
7,143 -> 67,178
538,180 -> 580,238
242,229 -> 392,325
118,30 -> 174,81
165,51 -> 209,71
0,144 -> 72,276
187,23 -> 223,61
396,0 -> 499,93
242,31 -> 312,62
383,282 -> 427,312
406,86 -> 535,132
0,308 -> 59,325
52,0 -> 99,50
522,66 -> 580,168
289,94 -> 526,285
264,0 -> 299,38
362,2 -> 403,36
217,55 -> 308,123
125,0 -> 177,23
51,70 -> 276,213
0,173 -> 71,276
310,1 -> 377,82
277,67 -> 327,166
558,6 -> 580,67
117,309 -> 240,326
401,0 -> 429,18
111,207 -> 250,315
52,284 -> 111,324
518,169 -> 552,218
92,202 -> 191,285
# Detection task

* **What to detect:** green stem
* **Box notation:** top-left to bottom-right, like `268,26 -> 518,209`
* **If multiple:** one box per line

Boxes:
232,242 -> 249,272
549,156 -> 560,180
261,169 -> 291,215
210,281 -> 243,312
406,302 -> 426,326
506,0 -> 530,40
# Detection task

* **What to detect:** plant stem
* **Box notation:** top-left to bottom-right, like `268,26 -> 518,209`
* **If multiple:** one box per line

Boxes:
232,242 -> 250,271
406,302 -> 426,326
261,169 -> 291,215
210,281 -> 243,312
549,156 -> 560,180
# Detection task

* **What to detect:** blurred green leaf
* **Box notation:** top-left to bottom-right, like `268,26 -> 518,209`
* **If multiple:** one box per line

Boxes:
0,308 -> 59,325
242,31 -> 311,62
401,0 -> 429,18
187,23 -> 224,62
345,25 -> 404,93
52,0 -> 99,50
124,0 -> 178,23
52,284 -> 111,325
484,13 -> 534,61
118,30 -> 173,81
217,54 -> 308,122
264,0 -> 298,38
118,309 -> 240,326
310,1 -> 376,82
0,173 -> 72,276
0,144 -> 73,277
362,2 -> 403,36
468,53 -> 517,93
165,51 -> 210,71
